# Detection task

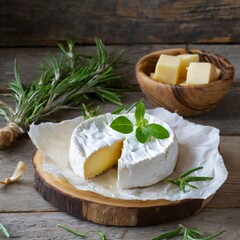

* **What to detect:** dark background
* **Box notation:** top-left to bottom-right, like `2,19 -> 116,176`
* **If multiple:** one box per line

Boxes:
0,0 -> 239,46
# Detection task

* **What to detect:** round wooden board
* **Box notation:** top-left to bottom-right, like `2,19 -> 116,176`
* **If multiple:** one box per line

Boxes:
33,150 -> 214,226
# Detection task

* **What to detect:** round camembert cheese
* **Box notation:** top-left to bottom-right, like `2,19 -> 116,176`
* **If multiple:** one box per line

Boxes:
69,113 -> 178,189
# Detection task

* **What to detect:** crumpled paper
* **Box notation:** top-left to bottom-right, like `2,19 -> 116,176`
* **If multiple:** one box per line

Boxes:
28,107 -> 228,201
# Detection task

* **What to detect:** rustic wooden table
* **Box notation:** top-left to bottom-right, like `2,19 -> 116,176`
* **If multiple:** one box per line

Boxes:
0,44 -> 240,239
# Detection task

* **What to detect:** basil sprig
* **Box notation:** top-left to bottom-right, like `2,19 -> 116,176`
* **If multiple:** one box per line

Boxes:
110,102 -> 170,143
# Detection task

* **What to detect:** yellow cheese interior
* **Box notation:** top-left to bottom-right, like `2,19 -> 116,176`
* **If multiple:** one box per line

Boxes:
154,54 -> 181,85
177,54 -> 199,79
186,62 -> 216,85
84,140 -> 123,179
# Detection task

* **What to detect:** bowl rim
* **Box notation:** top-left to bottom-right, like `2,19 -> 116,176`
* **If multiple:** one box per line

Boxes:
136,48 -> 234,88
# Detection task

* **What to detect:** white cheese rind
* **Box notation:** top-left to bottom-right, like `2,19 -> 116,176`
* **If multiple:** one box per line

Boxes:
117,114 -> 178,188
69,113 -> 178,189
69,114 -> 124,179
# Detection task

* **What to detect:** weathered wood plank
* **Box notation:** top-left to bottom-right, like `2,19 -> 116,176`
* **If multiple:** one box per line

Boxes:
0,45 -> 239,92
0,209 -> 239,239
0,138 -> 57,212
0,83 -> 240,136
0,0 -> 239,46
207,136 -> 240,208
1,82 -> 240,133
189,44 -> 240,83
2,80 -> 240,135
0,44 -> 186,88
186,82 -> 240,136
0,133 -> 239,212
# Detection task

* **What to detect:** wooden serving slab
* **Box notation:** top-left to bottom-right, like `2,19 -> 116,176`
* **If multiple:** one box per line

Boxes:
33,150 -> 214,227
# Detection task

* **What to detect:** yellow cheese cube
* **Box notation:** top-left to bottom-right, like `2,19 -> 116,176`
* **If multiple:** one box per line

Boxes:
154,54 -> 181,85
177,54 -> 199,79
186,62 -> 216,85
215,67 -> 221,80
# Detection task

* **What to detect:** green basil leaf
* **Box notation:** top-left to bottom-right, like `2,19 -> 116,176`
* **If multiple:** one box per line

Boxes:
135,102 -> 145,126
146,123 -> 170,139
136,126 -> 150,143
110,116 -> 133,134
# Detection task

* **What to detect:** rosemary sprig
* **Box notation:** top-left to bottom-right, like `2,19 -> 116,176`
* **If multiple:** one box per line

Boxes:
0,223 -> 10,238
152,224 -> 224,240
96,229 -> 107,240
81,103 -> 102,120
166,167 -> 214,193
56,223 -> 107,239
112,98 -> 144,114
56,223 -> 86,238
0,38 -> 126,148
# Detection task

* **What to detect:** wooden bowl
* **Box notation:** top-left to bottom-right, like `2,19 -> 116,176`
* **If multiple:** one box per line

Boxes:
136,48 -> 234,116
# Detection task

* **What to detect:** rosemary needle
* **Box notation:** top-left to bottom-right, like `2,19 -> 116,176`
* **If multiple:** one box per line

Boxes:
152,224 -> 225,240
96,229 -> 107,240
0,223 -> 10,238
56,223 -> 86,238
166,167 -> 214,193
0,38 -> 126,148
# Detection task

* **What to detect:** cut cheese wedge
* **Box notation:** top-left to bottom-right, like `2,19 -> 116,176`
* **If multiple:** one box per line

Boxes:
69,113 -> 178,189
84,140 -> 123,178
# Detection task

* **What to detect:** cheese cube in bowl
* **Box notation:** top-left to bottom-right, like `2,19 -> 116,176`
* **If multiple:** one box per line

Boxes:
135,48 -> 234,116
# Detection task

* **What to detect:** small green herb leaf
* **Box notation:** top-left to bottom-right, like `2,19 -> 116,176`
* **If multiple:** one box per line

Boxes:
135,102 -> 145,126
110,116 -> 134,134
0,223 -> 10,238
96,229 -> 107,240
146,123 -> 170,139
111,101 -> 170,143
56,223 -> 86,238
136,126 -> 150,143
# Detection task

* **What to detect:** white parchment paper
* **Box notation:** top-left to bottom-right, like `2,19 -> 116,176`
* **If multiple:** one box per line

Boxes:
28,107 -> 228,201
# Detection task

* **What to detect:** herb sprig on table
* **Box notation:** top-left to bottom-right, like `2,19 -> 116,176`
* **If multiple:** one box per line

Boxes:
110,102 -> 170,143
56,223 -> 106,239
0,38 -> 126,148
166,167 -> 214,193
56,223 -> 224,240
0,223 -> 10,238
152,224 -> 224,240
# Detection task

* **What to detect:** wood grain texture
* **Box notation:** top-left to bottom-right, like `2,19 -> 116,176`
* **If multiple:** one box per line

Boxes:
33,150 -> 212,226
136,48 -> 234,116
0,0 -> 240,46
0,45 -> 239,91
0,133 -> 239,213
0,87 -> 239,237
0,209 -> 239,239
1,85 -> 240,134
